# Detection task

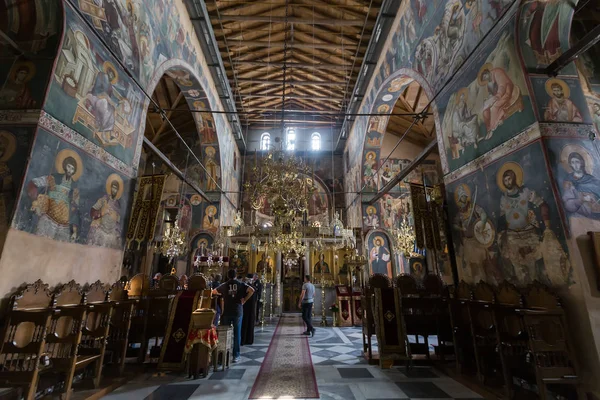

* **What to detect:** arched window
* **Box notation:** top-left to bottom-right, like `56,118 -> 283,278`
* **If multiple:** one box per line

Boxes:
286,128 -> 296,151
260,132 -> 270,151
311,132 -> 321,151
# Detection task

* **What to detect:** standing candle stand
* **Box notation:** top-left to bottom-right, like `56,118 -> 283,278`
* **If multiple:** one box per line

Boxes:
259,274 -> 266,326
320,274 -> 328,326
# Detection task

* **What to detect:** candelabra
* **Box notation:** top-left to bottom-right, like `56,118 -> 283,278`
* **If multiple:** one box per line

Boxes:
320,280 -> 328,326
259,275 -> 266,327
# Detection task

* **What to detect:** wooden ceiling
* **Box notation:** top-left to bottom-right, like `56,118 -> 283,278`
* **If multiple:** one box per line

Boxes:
206,0 -> 383,129
387,80 -> 437,149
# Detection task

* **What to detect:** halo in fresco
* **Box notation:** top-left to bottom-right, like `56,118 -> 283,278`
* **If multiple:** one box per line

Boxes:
10,61 -> 36,82
0,131 -> 17,162
105,173 -> 124,200
55,149 -> 84,181
477,63 -> 494,85
102,61 -> 119,84
545,78 -> 571,98
190,194 -> 203,206
560,144 -> 594,174
496,161 -> 524,192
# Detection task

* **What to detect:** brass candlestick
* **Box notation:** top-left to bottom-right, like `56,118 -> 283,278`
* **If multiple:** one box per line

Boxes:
320,273 -> 328,326
259,275 -> 266,326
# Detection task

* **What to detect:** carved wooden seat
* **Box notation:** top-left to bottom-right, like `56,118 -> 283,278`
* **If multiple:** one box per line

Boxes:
76,281 -> 112,388
422,274 -> 445,297
144,276 -> 178,360
43,281 -> 88,398
0,280 -> 55,400
188,274 -> 208,291
125,274 -> 149,361
518,282 -> 580,399
492,281 -> 528,399
395,274 -> 419,297
362,274 -> 391,363
469,281 -> 502,387
448,281 -> 476,375
105,281 -> 135,375
373,284 -> 410,369
399,274 -> 449,360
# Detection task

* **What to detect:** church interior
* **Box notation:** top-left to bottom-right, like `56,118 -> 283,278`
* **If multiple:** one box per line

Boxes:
1,0 -> 600,399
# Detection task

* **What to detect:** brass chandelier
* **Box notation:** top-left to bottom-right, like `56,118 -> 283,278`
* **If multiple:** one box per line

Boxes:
244,150 -> 315,222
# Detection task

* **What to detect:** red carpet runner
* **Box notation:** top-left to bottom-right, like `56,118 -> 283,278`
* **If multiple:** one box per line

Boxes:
249,314 -> 319,399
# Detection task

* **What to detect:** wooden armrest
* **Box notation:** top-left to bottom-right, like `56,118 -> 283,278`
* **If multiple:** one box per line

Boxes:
75,354 -> 101,369
515,308 -> 564,316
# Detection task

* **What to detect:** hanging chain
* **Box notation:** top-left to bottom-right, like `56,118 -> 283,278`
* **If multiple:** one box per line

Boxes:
280,0 -> 289,131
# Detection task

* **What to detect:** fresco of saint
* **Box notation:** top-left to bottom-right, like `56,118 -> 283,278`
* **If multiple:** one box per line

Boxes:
560,146 -> 600,220
204,146 -> 220,191
543,79 -> 583,123
0,131 -> 16,235
478,63 -> 521,138
0,62 -> 36,109
27,149 -> 82,242
591,102 -> 600,133
313,253 -> 330,275
363,205 -> 379,228
87,174 -> 124,248
496,162 -> 569,286
202,204 -> 219,233
451,183 -> 495,283
522,0 -> 571,66
369,235 -> 392,277
450,88 -> 480,155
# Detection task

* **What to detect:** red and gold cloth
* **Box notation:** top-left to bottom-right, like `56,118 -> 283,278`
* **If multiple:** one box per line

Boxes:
185,326 -> 219,353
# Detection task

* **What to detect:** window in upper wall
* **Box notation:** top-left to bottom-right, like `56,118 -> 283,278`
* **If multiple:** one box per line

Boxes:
286,128 -> 296,151
260,132 -> 270,151
311,132 -> 321,151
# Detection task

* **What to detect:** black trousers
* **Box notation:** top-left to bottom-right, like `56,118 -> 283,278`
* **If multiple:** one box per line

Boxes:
301,302 -> 314,332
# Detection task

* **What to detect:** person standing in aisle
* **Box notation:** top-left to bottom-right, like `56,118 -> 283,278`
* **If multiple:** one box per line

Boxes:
215,269 -> 255,362
298,274 -> 315,337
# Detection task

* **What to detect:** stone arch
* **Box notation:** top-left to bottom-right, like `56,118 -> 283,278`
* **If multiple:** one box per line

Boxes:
143,59 -> 222,196
359,68 -> 443,233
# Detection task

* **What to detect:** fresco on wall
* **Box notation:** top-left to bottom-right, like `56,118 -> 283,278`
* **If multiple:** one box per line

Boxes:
447,141 -> 572,287
343,0 -> 524,227
73,0 -> 201,87
530,76 -> 591,124
588,97 -> 600,134
545,137 -> 600,236
190,232 -> 214,267
439,27 -> 535,172
366,230 -> 393,278
519,0 -> 575,73
0,1 -> 62,110
13,128 -> 132,249
46,4 -> 144,165
363,203 -> 380,230
0,126 -> 34,246
363,149 -> 380,192
378,192 -> 412,230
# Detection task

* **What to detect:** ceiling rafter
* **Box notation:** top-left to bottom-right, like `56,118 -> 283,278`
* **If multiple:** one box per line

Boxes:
208,0 -> 382,128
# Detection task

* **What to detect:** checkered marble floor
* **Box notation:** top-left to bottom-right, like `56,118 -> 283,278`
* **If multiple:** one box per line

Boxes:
102,318 -> 483,400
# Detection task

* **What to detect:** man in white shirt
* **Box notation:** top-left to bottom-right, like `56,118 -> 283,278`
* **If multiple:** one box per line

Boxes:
298,275 -> 316,337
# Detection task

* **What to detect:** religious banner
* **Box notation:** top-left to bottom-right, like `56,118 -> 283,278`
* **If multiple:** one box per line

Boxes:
126,175 -> 166,247
335,285 -> 353,327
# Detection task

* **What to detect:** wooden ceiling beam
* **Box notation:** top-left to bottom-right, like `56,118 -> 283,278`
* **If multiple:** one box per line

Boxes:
243,94 -> 344,100
236,78 -> 347,86
211,14 -> 371,26
223,61 -> 360,71
227,40 -> 364,51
